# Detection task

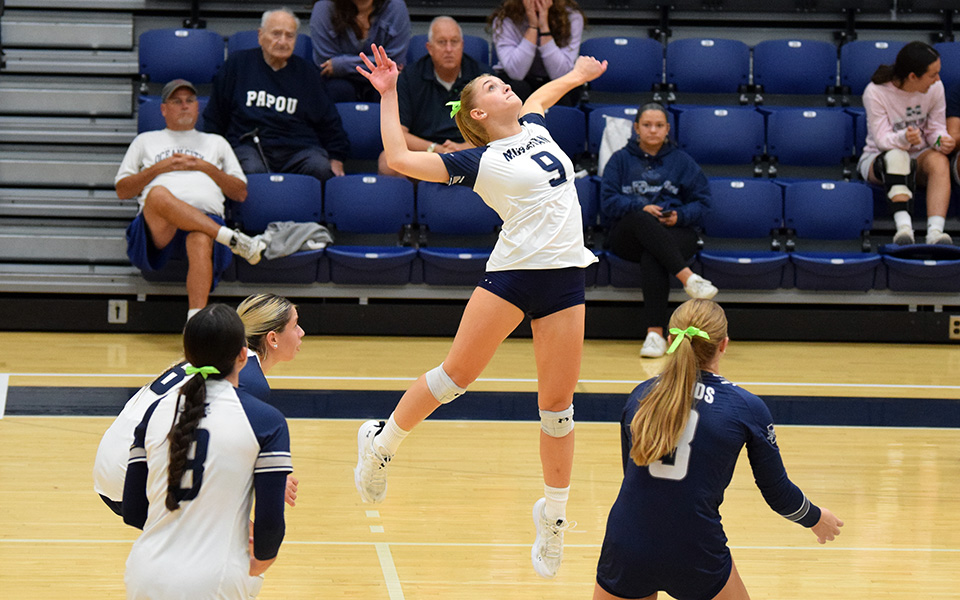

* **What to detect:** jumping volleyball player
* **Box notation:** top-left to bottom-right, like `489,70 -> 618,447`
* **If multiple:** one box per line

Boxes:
353,44 -> 607,578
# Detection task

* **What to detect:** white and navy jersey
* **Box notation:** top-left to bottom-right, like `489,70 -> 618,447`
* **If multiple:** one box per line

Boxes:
93,363 -> 191,503
439,113 -> 597,272
122,379 -> 292,600
237,349 -> 271,403
597,371 -> 819,599
94,357 -> 274,505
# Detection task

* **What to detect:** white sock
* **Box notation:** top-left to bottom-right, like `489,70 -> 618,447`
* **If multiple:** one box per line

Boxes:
215,226 -> 235,246
186,308 -> 201,321
893,211 -> 913,230
543,484 -> 569,523
927,215 -> 946,235
374,413 -> 409,457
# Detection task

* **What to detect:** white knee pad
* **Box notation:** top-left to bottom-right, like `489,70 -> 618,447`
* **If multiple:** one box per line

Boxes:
881,149 -> 915,200
424,363 -> 466,404
540,405 -> 574,437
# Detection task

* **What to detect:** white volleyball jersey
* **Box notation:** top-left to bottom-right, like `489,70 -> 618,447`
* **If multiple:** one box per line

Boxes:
124,379 -> 292,600
440,113 -> 597,272
93,363 -> 190,503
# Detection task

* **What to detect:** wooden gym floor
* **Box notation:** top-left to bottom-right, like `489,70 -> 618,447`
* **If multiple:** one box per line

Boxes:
1,332 -> 959,599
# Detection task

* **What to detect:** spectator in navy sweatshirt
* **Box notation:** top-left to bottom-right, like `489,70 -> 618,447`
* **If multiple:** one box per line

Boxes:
600,103 -> 717,359
204,8 -> 350,181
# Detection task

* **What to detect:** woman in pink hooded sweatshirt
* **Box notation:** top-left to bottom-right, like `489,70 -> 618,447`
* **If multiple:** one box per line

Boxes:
859,41 -> 955,246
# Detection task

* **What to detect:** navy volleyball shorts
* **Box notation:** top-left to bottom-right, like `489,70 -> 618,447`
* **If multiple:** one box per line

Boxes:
478,267 -> 585,319
125,211 -> 233,289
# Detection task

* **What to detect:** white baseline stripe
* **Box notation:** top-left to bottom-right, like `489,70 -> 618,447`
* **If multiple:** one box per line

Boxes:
2,539 -> 958,553
7,372 -> 960,391
375,542 -> 405,600
0,373 -> 8,419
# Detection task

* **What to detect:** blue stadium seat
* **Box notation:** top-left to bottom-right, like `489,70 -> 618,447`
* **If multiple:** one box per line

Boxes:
137,95 -> 210,133
764,107 -> 854,169
847,107 -> 867,155
544,105 -> 587,159
417,182 -> 500,286
231,173 -> 325,284
839,40 -> 906,95
753,39 -> 838,95
587,105 -> 637,156
665,38 -> 750,94
407,33 -> 489,66
227,30 -> 313,62
880,244 -> 960,293
574,176 -> 604,285
699,179 -> 788,289
783,180 -> 880,291
139,28 -> 225,85
934,41 -> 960,90
675,106 -> 764,165
579,37 -> 663,93
335,102 -> 383,161
323,175 -> 418,284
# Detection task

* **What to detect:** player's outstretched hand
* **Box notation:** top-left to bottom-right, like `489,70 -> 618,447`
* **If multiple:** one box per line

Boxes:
356,44 -> 399,94
811,507 -> 843,544
573,55 -> 608,84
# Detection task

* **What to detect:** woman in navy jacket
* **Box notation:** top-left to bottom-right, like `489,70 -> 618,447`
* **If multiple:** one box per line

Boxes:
601,102 -> 717,358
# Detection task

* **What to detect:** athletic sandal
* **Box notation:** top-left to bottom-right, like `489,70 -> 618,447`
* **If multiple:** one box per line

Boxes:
354,420 -> 390,503
531,497 -> 574,579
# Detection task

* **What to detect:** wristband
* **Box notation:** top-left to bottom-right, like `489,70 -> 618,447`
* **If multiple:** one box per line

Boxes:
528,25 -> 538,30
539,30 -> 551,36
426,142 -> 437,153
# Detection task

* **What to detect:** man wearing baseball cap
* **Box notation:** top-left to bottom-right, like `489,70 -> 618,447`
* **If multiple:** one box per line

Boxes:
116,78 -> 264,323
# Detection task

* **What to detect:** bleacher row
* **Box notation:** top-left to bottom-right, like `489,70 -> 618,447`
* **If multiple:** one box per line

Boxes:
142,172 -> 960,295
3,13 -> 960,306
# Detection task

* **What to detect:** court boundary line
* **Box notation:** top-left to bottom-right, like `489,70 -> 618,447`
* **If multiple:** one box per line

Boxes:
7,372 -> 960,391
2,538 -> 958,553
375,542 -> 405,600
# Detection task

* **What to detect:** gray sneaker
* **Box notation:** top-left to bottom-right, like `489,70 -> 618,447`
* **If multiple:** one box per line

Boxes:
684,273 -> 718,299
925,230 -> 953,245
531,497 -> 574,579
893,225 -> 915,246
229,230 -> 265,265
640,331 -> 667,358
354,420 -> 390,503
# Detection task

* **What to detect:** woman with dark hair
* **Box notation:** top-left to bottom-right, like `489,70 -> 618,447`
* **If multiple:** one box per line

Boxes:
594,299 -> 843,600
93,294 -> 302,516
489,0 -> 586,105
600,102 -> 717,359
859,41 -> 955,246
310,0 -> 411,103
122,304 -> 293,599
354,44 -> 606,579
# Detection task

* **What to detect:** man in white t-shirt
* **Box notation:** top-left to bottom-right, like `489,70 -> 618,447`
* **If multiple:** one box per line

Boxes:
116,79 -> 264,320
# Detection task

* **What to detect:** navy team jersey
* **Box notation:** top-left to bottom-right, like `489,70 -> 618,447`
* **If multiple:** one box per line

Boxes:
122,380 -> 292,600
439,113 -> 596,273
596,371 -> 820,600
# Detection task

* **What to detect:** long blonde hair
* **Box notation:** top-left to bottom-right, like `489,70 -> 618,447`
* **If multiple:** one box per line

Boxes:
630,299 -> 727,466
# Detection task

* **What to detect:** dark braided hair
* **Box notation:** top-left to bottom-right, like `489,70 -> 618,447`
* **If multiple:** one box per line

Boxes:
166,304 -> 247,511
324,0 -> 388,40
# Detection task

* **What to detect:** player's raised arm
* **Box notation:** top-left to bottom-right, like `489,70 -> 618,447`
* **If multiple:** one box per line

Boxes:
522,55 -> 607,117
357,45 -> 449,183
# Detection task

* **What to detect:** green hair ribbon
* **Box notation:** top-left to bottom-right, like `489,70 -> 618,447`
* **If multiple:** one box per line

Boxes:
184,365 -> 220,380
445,100 -> 461,118
666,326 -> 710,355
